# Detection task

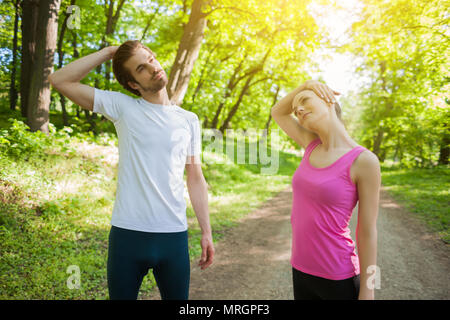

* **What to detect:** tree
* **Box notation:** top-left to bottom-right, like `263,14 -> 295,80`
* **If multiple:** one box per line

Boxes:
186,0 -> 323,132
99,0 -> 126,88
167,0 -> 208,105
347,0 -> 449,166
56,0 -> 77,126
167,0 -> 258,106
9,0 -> 21,111
21,0 -> 62,133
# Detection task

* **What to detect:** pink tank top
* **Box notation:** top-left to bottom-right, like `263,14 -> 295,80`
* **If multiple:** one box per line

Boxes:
291,138 -> 366,280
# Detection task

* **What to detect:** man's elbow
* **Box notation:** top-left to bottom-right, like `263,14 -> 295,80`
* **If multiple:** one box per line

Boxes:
187,172 -> 206,186
187,171 -> 208,190
48,73 -> 59,89
48,72 -> 66,90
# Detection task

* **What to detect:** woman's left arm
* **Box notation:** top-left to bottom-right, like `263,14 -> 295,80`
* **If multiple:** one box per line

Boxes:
355,151 -> 381,300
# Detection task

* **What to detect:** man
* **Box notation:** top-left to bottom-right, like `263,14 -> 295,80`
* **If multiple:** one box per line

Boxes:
48,40 -> 214,300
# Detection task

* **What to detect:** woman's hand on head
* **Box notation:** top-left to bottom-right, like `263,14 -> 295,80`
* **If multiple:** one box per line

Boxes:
303,80 -> 341,104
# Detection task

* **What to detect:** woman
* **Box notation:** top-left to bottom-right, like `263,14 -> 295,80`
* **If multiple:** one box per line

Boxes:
271,80 -> 381,300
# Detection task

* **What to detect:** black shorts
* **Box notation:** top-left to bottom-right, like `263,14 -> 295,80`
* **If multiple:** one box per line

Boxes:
292,267 -> 360,300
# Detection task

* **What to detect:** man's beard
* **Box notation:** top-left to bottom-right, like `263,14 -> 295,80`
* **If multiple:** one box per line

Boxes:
138,73 -> 168,93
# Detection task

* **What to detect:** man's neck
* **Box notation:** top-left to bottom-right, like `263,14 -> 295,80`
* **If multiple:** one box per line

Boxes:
141,87 -> 171,106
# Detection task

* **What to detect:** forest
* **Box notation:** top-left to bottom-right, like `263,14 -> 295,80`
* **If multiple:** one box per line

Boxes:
0,0 -> 448,299
0,0 -> 447,166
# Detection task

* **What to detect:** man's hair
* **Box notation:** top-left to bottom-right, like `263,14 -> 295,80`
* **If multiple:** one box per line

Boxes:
112,40 -> 155,96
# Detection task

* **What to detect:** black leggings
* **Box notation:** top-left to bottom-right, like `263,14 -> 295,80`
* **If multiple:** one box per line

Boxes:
292,267 -> 360,300
107,226 -> 190,300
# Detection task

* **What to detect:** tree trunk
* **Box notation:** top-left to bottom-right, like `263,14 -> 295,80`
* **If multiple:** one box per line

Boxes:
57,0 -> 76,127
140,6 -> 160,42
23,0 -> 62,133
217,47 -> 271,132
210,55 -> 249,128
393,134 -> 400,162
190,40 -> 221,105
59,92 -> 69,126
71,29 -> 80,118
372,127 -> 384,157
380,147 -> 387,163
100,0 -> 126,89
263,85 -> 280,136
9,0 -> 20,111
167,0 -> 208,106
373,60 -> 393,157
20,0 -> 39,118
84,109 -> 96,132
438,123 -> 449,165
219,75 -> 255,132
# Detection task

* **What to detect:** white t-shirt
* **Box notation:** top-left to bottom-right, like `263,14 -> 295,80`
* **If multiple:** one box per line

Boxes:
93,88 -> 201,233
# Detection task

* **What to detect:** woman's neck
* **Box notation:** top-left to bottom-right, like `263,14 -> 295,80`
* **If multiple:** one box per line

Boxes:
315,120 -> 357,151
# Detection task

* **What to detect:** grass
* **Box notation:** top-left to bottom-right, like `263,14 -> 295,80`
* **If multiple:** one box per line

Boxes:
0,120 -> 299,299
0,140 -> 118,299
380,163 -> 450,243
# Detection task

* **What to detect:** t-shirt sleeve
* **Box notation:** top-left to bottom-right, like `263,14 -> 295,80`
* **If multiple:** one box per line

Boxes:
187,113 -> 202,157
93,88 -> 127,123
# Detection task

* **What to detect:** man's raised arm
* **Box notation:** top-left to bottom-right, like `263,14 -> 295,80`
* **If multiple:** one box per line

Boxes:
48,46 -> 118,111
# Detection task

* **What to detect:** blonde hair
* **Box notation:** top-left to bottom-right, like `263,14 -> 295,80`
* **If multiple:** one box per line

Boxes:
334,101 -> 342,122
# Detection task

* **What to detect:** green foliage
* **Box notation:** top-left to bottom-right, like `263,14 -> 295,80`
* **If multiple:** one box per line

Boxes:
1,0 -> 448,164
0,119 -> 54,158
0,116 -> 117,162
182,0 -> 324,132
345,0 -> 450,165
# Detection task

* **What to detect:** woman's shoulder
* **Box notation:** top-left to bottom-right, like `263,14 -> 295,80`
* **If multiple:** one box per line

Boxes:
353,149 -> 381,180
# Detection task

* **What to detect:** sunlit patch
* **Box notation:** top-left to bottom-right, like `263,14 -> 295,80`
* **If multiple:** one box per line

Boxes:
73,140 -> 119,166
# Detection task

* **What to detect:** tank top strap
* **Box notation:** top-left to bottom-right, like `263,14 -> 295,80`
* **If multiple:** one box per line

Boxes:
303,138 -> 321,159
337,145 -> 367,170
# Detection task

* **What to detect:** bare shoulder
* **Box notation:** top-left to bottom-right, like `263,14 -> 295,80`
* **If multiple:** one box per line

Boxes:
356,149 -> 380,165
354,150 -> 381,182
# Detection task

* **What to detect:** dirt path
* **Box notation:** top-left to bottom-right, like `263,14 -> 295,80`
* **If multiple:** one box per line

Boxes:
147,186 -> 449,300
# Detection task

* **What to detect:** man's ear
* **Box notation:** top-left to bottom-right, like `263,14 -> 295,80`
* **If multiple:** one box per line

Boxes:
128,81 -> 139,91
